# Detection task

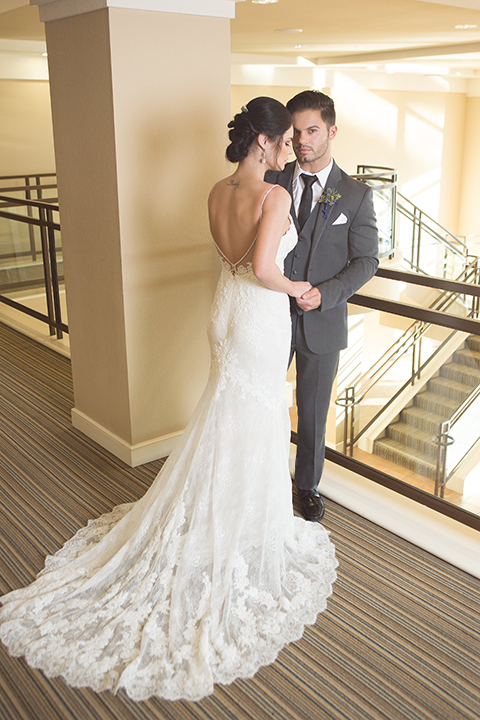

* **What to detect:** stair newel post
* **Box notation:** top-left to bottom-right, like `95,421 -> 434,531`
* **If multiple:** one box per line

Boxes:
417,323 -> 423,381
433,420 -> 454,498
336,387 -> 356,457
474,257 -> 480,319
411,206 -> 417,269
348,386 -> 356,457
411,322 -> 423,385
415,209 -> 422,271
25,176 -> 37,263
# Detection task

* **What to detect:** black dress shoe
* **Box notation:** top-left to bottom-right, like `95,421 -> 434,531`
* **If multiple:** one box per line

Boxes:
297,488 -> 325,522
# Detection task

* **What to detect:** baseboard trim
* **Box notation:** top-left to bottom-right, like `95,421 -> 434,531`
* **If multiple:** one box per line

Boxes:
71,408 -> 183,467
320,458 -> 480,579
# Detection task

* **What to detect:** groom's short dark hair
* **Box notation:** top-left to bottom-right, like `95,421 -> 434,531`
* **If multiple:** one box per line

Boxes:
286,90 -> 336,129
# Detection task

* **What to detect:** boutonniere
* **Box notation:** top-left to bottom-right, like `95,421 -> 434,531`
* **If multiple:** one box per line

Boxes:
318,188 -> 341,219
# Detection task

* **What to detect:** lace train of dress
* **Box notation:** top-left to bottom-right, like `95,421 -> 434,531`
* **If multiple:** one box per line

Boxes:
0,221 -> 337,702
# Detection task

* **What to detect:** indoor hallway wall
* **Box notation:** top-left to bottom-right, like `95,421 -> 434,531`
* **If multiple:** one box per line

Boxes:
0,79 -> 55,176
458,95 -> 480,241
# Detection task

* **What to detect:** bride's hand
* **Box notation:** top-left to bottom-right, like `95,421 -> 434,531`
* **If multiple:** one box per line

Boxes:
290,281 -> 312,298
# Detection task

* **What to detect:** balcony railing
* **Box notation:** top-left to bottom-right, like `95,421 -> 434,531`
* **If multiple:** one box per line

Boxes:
0,174 -> 66,339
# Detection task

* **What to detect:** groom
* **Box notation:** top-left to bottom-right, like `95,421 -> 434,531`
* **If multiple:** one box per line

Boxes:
266,90 -> 379,522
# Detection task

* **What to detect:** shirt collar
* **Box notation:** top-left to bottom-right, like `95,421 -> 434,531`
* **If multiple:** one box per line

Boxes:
294,158 -> 334,188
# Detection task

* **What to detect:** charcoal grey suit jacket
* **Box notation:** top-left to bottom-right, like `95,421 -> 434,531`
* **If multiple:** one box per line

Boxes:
266,160 -> 379,354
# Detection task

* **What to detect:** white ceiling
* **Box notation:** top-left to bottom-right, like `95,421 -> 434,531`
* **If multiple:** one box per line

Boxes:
231,0 -> 480,76
1,0 -> 480,76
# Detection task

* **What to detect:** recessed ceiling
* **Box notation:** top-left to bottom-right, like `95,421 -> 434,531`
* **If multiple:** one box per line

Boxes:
231,0 -> 480,72
1,0 -> 480,72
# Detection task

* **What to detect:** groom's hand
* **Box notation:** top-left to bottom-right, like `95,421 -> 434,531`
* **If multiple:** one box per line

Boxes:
297,287 -> 321,311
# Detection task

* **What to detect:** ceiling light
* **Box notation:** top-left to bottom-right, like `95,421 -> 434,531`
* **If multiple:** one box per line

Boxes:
42,52 -> 48,57
455,24 -> 477,29
252,0 -> 278,4
275,28 -> 303,33
294,44 -> 307,48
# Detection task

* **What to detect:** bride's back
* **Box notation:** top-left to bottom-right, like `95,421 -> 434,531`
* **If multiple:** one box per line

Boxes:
208,178 -> 269,266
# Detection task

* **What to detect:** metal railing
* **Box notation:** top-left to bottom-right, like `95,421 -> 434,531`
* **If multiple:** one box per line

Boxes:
336,267 -> 480,497
0,180 -> 66,339
0,174 -> 58,264
341,258 -> 480,430
396,192 -> 469,277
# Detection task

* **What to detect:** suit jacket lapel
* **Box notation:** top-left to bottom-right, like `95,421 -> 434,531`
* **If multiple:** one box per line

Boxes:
309,161 -> 343,257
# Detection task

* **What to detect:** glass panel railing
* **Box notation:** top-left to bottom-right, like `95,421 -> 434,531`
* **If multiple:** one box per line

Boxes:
354,166 -> 397,259
396,193 -> 468,280
324,278 -> 480,523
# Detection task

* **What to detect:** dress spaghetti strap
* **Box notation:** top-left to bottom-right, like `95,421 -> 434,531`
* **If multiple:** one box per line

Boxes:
213,184 -> 279,271
259,184 -> 276,217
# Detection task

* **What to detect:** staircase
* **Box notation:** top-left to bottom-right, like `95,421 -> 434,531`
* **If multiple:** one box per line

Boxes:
373,335 -> 480,480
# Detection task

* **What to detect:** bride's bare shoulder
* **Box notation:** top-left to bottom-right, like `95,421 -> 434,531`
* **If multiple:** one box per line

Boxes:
262,183 -> 291,210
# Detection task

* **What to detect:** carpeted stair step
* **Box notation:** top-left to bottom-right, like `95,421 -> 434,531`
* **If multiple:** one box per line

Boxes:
440,361 -> 480,388
452,347 -> 480,370
415,387 -> 469,416
426,376 -> 473,404
466,334 -> 480,353
385,421 -> 439,459
401,405 -> 452,433
372,335 -> 480,481
373,437 -> 437,480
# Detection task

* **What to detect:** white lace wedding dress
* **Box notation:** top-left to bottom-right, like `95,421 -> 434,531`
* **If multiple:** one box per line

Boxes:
0,201 -> 337,702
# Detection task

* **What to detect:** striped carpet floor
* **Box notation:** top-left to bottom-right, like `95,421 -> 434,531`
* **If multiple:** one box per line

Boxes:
0,321 -> 479,720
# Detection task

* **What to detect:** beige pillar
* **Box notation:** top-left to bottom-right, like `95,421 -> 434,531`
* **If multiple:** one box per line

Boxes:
33,0 -> 234,465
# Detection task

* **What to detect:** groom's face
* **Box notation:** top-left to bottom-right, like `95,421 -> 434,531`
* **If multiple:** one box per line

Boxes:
291,109 -> 337,173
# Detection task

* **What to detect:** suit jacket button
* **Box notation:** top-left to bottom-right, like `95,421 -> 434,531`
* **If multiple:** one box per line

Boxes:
292,270 -> 298,275
294,253 -> 300,258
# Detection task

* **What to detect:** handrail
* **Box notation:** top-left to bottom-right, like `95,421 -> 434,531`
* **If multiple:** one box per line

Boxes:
451,383 -> 480,428
351,293 -> 480,334
337,262 -> 480,449
0,173 -> 56,180
350,261 -> 480,398
350,329 -> 457,447
0,194 -> 60,212
0,185 -> 57,196
375,265 -> 480,295
397,191 -> 468,259
0,190 -> 65,339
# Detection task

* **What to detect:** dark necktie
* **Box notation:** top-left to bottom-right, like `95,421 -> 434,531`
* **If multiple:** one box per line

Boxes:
297,174 -> 318,230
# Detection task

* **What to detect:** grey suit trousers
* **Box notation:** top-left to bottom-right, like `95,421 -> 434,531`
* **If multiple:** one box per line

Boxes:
290,312 -> 339,491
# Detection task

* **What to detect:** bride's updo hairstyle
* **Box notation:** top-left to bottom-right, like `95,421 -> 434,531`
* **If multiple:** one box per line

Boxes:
226,97 -> 291,163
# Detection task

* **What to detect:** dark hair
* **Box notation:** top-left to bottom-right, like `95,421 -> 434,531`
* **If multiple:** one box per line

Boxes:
226,97 -> 291,163
286,90 -> 336,128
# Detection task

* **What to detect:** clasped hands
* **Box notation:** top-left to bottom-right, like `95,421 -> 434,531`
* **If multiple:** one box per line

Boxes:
297,285 -> 321,311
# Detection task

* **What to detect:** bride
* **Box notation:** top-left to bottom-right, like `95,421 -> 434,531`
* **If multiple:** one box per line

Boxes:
0,97 -> 337,702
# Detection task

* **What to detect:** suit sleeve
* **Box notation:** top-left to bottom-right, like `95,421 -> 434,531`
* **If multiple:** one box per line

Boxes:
315,186 -> 379,312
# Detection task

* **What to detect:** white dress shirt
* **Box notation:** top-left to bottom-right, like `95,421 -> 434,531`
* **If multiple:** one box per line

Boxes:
292,158 -> 334,217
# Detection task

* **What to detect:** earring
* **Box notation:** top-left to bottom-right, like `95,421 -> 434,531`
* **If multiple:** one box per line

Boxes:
262,149 -> 266,165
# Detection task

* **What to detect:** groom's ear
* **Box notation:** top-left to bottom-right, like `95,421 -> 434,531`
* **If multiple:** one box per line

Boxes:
329,125 -> 338,141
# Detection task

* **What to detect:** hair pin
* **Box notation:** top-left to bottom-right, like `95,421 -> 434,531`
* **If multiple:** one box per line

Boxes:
241,105 -> 249,113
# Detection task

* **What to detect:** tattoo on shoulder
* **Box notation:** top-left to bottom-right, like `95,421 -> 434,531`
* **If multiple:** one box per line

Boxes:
227,179 -> 240,191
